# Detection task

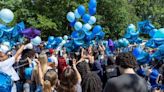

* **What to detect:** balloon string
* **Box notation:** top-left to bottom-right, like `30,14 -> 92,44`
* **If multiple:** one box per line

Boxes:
14,63 -> 29,69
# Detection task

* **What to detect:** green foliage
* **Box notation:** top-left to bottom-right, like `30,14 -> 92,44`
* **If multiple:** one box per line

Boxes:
0,0 -> 164,40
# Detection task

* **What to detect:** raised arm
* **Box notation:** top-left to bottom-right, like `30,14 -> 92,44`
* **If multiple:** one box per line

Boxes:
73,58 -> 82,82
14,45 -> 25,60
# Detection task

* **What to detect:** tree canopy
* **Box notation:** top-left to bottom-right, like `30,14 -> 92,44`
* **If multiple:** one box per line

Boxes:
0,0 -> 163,40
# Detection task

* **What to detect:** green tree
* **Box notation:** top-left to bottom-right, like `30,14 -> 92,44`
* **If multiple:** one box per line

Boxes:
131,0 -> 164,28
97,0 -> 139,39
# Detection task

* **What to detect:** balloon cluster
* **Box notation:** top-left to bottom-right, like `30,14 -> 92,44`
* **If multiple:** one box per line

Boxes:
137,20 -> 164,48
66,0 -> 105,48
138,20 -> 155,35
131,20 -> 164,63
0,21 -> 25,49
132,45 -> 150,65
113,38 -> 129,49
124,24 -> 142,44
46,35 -> 68,51
0,9 -> 42,51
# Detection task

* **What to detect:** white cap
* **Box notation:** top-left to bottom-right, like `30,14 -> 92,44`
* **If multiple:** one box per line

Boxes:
24,43 -> 33,49
0,44 -> 10,54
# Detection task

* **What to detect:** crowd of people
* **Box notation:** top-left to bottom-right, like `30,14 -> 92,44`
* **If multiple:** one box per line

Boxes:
0,40 -> 163,92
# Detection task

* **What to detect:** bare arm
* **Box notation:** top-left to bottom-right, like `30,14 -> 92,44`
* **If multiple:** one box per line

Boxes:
14,45 -> 25,61
73,59 -> 82,82
35,59 -> 44,85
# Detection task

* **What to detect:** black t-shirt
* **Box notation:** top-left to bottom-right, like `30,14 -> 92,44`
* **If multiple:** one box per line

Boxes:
103,74 -> 148,92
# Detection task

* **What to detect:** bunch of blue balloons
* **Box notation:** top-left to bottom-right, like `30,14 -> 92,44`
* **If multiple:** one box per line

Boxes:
66,0 -> 105,47
0,8 -> 42,50
124,24 -> 142,44
46,35 -> 68,50
0,21 -> 25,49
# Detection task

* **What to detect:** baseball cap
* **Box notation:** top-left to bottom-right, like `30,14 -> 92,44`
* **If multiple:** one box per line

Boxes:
0,45 -> 10,54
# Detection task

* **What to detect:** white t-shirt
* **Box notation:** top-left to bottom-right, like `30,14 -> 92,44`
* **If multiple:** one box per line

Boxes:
50,55 -> 58,66
0,57 -> 20,81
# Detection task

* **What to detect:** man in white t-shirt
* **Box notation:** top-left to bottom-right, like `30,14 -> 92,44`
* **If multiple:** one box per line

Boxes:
0,44 -> 26,92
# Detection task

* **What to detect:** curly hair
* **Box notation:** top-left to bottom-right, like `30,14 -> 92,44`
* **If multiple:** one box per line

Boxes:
57,67 -> 78,92
76,61 -> 91,79
81,72 -> 102,92
116,52 -> 137,68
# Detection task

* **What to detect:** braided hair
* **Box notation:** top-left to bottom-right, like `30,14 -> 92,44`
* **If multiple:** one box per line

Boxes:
81,72 -> 102,92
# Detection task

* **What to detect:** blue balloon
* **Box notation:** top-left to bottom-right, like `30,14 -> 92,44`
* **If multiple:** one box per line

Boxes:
88,16 -> 96,24
89,0 -> 97,8
50,40 -> 57,45
74,39 -> 84,46
66,12 -> 75,22
92,25 -> 102,34
74,22 -> 83,31
48,36 -> 55,43
86,33 -> 95,40
2,27 -> 14,32
46,44 -> 52,49
82,23 -> 92,32
132,46 -> 148,61
0,9 -> 14,23
77,5 -> 86,16
0,24 -> 6,28
0,30 -> 3,37
71,31 -> 85,40
70,20 -> 76,27
89,7 -> 96,15
153,28 -> 164,38
82,14 -> 91,23
98,31 -> 105,39
149,29 -> 158,37
74,9 -> 81,19
71,31 -> 79,38
12,27 -> 19,37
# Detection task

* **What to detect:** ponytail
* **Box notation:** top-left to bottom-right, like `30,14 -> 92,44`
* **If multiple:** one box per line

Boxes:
43,80 -> 51,92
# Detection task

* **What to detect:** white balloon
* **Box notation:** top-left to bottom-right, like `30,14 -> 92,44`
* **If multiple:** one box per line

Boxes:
63,35 -> 68,40
88,16 -> 96,25
31,36 -> 42,46
74,22 -> 83,31
74,9 -> 81,19
82,23 -> 92,32
66,12 -> 75,22
0,8 -> 14,23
